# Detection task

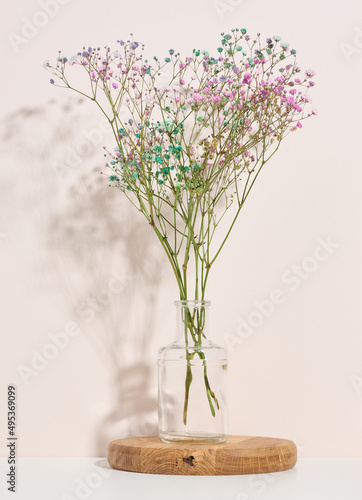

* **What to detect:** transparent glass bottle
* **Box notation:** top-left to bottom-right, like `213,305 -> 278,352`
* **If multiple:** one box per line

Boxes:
158,300 -> 228,444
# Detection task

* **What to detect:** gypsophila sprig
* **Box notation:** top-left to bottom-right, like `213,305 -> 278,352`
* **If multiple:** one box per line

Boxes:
46,30 -> 315,422
46,31 -> 315,301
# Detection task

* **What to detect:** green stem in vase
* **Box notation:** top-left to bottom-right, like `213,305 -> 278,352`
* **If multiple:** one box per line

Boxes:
182,304 -> 219,425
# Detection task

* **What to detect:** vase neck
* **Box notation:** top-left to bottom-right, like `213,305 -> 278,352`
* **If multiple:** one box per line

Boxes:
175,300 -> 210,346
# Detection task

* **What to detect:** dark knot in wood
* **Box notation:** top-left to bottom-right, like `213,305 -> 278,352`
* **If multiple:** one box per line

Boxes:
183,455 -> 195,467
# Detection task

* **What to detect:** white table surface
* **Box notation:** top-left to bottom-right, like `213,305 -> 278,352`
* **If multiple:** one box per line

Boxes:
1,458 -> 361,500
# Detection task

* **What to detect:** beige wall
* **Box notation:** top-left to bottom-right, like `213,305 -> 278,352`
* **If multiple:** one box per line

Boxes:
1,0 -> 361,457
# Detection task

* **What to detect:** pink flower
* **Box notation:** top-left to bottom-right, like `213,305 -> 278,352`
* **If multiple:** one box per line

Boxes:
193,93 -> 202,101
180,79 -> 185,85
212,96 -> 220,102
112,83 -> 118,89
297,121 -> 302,128
305,69 -> 315,78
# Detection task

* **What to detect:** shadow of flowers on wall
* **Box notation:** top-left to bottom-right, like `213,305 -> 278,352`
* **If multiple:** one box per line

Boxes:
1,97 -> 169,455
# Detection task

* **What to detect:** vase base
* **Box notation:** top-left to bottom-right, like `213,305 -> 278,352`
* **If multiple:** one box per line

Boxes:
159,431 -> 227,444
108,435 -> 297,475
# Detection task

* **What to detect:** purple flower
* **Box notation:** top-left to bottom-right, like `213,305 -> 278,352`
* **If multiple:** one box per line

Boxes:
50,79 -> 55,84
242,73 -> 252,84
131,42 -> 139,50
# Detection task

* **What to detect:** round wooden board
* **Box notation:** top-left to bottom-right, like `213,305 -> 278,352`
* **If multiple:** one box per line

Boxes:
108,435 -> 297,475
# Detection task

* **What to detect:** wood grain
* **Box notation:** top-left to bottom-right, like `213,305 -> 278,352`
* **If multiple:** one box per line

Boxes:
108,435 -> 297,475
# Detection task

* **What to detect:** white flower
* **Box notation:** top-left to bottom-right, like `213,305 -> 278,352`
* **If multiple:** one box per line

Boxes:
69,55 -> 78,66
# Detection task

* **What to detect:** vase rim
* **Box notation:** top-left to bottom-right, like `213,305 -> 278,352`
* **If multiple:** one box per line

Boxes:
174,300 -> 211,307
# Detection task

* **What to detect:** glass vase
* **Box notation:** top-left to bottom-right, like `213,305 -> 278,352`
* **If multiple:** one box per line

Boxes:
157,300 -> 228,444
